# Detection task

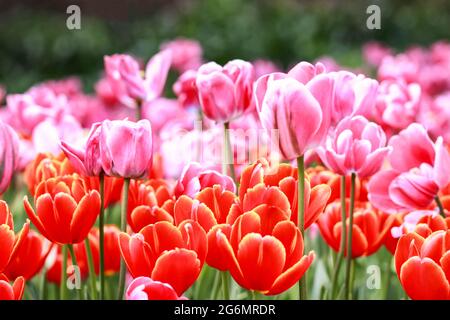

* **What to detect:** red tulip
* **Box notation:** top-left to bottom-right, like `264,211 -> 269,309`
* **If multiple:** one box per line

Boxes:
317,200 -> 395,257
118,220 -> 207,295
210,209 -> 314,295
0,274 -> 25,300
23,175 -> 101,244
0,201 -> 30,273
91,225 -> 121,275
395,230 -> 450,299
126,276 -> 187,300
4,229 -> 53,280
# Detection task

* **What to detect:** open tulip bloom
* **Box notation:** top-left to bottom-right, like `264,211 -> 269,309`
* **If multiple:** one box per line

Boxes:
2,38 -> 450,303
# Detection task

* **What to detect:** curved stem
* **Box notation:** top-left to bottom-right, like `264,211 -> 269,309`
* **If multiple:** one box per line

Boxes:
60,245 -> 68,299
98,173 -> 105,299
117,178 -> 130,300
84,237 -> 98,300
435,196 -> 446,218
221,271 -> 230,300
330,175 -> 347,299
223,122 -> 236,187
297,155 -> 307,300
344,173 -> 356,299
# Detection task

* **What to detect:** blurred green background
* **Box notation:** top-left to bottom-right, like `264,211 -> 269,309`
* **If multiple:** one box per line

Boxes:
0,0 -> 449,93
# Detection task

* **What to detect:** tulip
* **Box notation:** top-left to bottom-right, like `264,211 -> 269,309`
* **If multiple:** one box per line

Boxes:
23,175 -> 100,244
395,230 -> 450,299
0,121 -> 20,194
196,60 -> 255,123
118,220 -> 207,296
160,38 -> 202,73
174,162 -> 236,198
210,209 -> 314,295
0,275 -> 25,300
104,51 -> 172,107
317,116 -> 392,178
173,70 -> 199,109
126,276 -> 187,300
4,230 -> 53,280
368,123 -> 450,214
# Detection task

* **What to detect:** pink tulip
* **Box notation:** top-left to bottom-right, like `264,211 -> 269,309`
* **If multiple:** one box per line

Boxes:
254,61 -> 333,160
368,123 -> 450,213
252,59 -> 280,78
329,71 -> 379,124
173,70 -> 199,109
317,116 -> 391,178
0,121 -> 19,194
196,59 -> 255,123
373,80 -> 421,130
126,277 -> 187,300
160,38 -> 203,73
60,122 -> 103,176
174,162 -> 236,198
99,119 -> 153,179
104,51 -> 171,105
362,41 -> 393,67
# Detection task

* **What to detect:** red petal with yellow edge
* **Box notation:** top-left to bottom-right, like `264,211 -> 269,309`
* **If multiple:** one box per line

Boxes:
140,221 -> 185,256
151,248 -> 201,296
70,191 -> 100,243
53,193 -> 77,244
179,220 -> 207,263
12,276 -> 25,300
0,225 -> 15,272
272,220 -> 303,269
400,256 -> 450,300
395,232 -> 425,276
230,211 -> 261,251
267,251 -> 314,295
237,233 -> 286,292
206,224 -> 232,270
174,196 -> 216,232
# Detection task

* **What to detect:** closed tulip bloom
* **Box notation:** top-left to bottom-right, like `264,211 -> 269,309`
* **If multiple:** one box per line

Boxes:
0,121 -> 20,194
211,209 -> 314,295
99,119 -> 153,179
160,38 -> 202,73
0,275 -> 25,300
60,122 -> 102,176
254,64 -> 333,160
0,201 -> 30,273
4,229 -> 52,280
395,230 -> 450,299
317,116 -> 392,178
118,220 -> 207,295
318,200 -> 395,257
368,124 -> 450,213
23,175 -> 101,244
126,277 -> 187,300
196,60 -> 255,123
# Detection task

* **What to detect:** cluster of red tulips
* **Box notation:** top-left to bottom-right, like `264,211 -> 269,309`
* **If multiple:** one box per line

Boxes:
1,39 -> 450,300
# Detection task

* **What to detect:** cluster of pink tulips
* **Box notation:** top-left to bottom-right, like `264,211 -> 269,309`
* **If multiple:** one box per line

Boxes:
1,38 -> 450,300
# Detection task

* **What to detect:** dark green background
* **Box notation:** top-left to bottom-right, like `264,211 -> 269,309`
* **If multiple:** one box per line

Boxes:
0,0 -> 449,93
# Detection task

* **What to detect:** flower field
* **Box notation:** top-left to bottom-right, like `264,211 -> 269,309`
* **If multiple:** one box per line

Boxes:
1,22 -> 450,300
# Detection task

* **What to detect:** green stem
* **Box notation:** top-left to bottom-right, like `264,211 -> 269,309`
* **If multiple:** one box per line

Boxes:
60,245 -> 68,299
344,173 -> 356,299
435,196 -> 446,218
330,175 -> 347,299
221,271 -> 230,300
251,290 -> 257,300
67,244 -> 83,300
84,238 -> 98,299
98,174 -> 105,299
40,267 -> 47,300
223,122 -> 237,187
117,178 -> 130,300
297,155 -> 307,300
